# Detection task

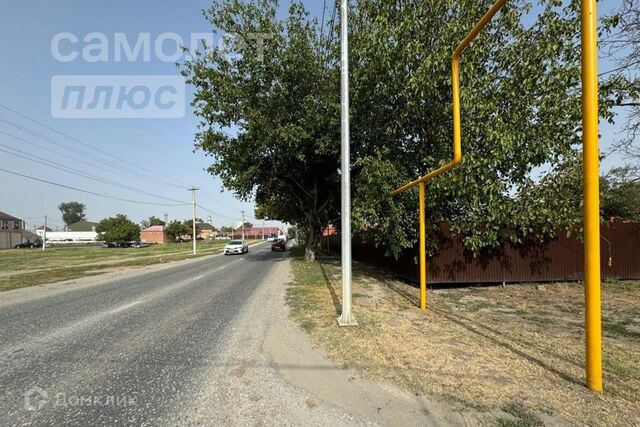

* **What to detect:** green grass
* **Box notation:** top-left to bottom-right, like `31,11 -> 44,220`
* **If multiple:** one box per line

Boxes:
0,240 -> 261,292
439,393 -> 490,412
495,402 -> 543,427
0,241 -> 228,272
603,319 -> 640,339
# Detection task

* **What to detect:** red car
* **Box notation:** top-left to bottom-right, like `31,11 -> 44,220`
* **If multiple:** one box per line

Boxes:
271,239 -> 286,251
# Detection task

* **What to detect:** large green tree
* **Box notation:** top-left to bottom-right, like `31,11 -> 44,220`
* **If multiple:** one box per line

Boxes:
348,0 -> 616,255
140,216 -> 166,229
165,220 -> 189,241
58,201 -> 86,227
186,0 -> 617,260
96,215 -> 140,244
184,0 -> 340,260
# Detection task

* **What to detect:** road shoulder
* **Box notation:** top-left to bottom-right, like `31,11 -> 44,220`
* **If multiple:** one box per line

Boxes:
168,251 -> 469,425
263,258 -> 472,426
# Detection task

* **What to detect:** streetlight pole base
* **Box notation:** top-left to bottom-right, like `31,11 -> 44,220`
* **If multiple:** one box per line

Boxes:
337,314 -> 357,327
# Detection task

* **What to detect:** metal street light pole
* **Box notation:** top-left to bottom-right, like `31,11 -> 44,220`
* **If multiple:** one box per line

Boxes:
241,210 -> 246,241
42,214 -> 47,251
188,187 -> 199,255
338,0 -> 356,326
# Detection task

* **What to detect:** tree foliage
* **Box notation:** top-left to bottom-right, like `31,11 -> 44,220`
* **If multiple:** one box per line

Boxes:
602,167 -> 640,221
186,0 -> 620,260
218,225 -> 234,237
165,220 -> 189,241
349,0 -> 606,255
58,201 -> 86,227
96,215 -> 140,244
184,0 -> 340,260
140,216 -> 166,228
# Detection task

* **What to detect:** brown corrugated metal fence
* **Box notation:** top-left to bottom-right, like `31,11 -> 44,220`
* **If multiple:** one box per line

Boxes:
326,223 -> 640,284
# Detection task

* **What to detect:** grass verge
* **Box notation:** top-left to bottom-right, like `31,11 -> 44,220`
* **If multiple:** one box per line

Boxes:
0,240 -> 261,292
287,248 -> 640,426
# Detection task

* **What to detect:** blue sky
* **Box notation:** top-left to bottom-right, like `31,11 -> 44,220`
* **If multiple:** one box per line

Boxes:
0,1 -> 626,230
0,0 -> 325,230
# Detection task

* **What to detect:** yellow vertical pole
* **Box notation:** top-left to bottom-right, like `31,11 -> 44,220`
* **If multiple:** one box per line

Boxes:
418,181 -> 427,311
581,0 -> 603,392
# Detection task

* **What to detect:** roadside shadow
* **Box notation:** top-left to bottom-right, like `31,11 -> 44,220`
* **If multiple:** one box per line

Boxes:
431,307 -> 583,387
382,281 -> 584,387
384,280 -> 421,308
318,262 -> 342,316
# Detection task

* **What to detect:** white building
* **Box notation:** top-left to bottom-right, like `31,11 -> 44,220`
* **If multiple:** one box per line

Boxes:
35,230 -> 98,243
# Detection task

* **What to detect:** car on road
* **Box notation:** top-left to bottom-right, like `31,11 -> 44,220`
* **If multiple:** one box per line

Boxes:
271,238 -> 286,251
13,240 -> 39,249
131,241 -> 150,248
224,240 -> 248,255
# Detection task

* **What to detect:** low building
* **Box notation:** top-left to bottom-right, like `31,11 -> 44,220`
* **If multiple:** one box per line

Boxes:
43,231 -> 98,243
140,225 -> 168,244
0,211 -> 25,249
197,222 -> 217,240
234,226 -> 281,240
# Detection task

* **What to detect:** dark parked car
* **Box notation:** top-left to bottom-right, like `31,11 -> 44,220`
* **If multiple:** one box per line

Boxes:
13,240 -> 39,249
271,239 -> 286,251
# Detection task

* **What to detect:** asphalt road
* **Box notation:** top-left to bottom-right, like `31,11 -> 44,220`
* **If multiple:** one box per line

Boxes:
0,242 -> 287,426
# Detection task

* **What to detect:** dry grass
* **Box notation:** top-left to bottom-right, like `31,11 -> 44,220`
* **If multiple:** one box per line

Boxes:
287,248 -> 640,426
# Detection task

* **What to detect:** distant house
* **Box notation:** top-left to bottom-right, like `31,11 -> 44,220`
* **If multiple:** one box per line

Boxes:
0,210 -> 28,249
234,226 -> 280,240
140,225 -> 168,244
197,222 -> 217,240
68,220 -> 98,232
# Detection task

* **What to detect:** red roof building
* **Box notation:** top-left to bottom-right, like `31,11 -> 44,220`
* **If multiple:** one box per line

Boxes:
234,226 -> 281,239
140,225 -> 168,244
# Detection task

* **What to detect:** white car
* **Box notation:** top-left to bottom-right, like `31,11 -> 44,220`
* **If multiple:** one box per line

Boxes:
224,240 -> 248,255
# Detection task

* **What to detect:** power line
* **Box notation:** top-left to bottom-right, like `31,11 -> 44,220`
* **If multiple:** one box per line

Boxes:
0,105 -> 248,218
1,142 -> 251,225
0,127 -> 186,190
0,103 -> 193,188
0,117 -> 187,191
0,144 -> 191,205
196,204 -> 240,222
0,167 -> 187,206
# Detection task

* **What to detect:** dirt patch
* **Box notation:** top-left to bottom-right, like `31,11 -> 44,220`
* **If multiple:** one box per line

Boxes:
287,250 -> 640,426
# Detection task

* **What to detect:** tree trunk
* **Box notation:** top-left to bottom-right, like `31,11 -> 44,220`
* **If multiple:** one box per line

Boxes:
304,215 -> 322,261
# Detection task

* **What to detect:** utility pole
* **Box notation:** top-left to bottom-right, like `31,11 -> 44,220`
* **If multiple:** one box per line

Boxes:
164,213 -> 168,225
241,210 -> 246,241
338,0 -> 356,326
42,215 -> 47,251
188,188 -> 199,255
